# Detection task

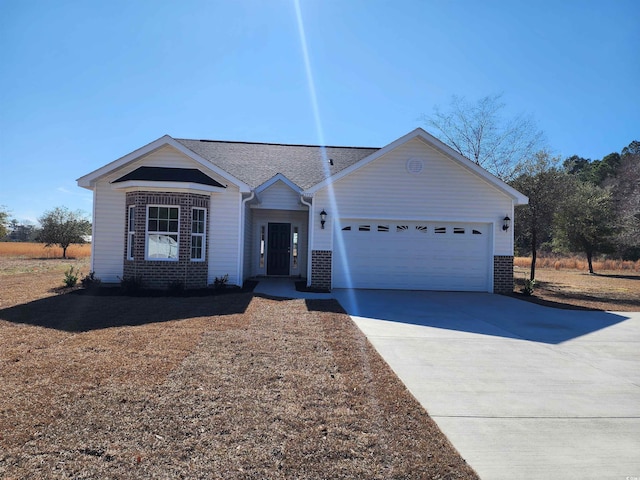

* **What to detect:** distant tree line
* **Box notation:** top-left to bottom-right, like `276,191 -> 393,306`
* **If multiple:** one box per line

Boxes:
511,141 -> 639,277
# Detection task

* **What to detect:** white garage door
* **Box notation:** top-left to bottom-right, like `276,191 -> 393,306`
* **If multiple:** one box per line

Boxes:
333,220 -> 491,291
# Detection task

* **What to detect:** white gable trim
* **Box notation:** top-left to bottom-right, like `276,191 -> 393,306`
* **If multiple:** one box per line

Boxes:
304,128 -> 529,205
255,173 -> 302,194
111,180 -> 226,194
76,135 -> 252,193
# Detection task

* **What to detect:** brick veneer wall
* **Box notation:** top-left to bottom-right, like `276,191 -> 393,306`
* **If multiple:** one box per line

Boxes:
493,255 -> 514,294
310,250 -> 332,291
123,191 -> 210,289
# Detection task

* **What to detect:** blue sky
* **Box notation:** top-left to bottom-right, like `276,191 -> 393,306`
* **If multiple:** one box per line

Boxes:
1,0 -> 638,223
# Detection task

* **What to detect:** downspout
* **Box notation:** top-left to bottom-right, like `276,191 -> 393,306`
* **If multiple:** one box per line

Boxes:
91,186 -> 96,274
300,195 -> 313,287
237,191 -> 255,286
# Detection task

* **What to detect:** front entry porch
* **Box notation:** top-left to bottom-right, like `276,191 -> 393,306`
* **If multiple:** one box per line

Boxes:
248,209 -> 309,279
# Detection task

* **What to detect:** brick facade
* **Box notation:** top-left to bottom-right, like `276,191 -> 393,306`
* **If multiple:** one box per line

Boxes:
310,250 -> 332,291
123,191 -> 210,289
493,255 -> 514,294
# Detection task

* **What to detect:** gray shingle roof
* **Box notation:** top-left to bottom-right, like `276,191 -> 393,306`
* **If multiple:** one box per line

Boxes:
175,139 -> 379,190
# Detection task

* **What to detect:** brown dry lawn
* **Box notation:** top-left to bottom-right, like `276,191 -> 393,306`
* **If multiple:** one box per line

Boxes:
0,258 -> 478,480
513,265 -> 640,311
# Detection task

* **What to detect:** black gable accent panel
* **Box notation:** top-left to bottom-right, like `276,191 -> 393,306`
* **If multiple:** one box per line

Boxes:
113,167 -> 225,188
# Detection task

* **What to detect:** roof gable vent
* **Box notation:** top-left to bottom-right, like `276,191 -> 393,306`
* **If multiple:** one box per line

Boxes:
406,158 -> 424,174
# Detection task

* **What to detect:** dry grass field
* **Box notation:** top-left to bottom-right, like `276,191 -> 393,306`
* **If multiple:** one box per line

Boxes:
514,255 -> 640,272
0,242 -> 92,260
514,257 -> 640,311
0,257 -> 478,479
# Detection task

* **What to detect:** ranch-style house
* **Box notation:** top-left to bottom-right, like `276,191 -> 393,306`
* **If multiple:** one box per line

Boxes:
77,128 -> 528,292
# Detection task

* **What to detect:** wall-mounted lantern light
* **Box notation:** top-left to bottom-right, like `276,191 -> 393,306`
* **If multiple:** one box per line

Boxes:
502,215 -> 511,231
320,209 -> 327,229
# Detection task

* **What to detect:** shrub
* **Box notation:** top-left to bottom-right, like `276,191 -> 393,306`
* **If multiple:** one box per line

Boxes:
167,279 -> 185,295
119,276 -> 143,293
81,271 -> 102,289
63,266 -> 80,287
214,274 -> 229,290
522,278 -> 536,296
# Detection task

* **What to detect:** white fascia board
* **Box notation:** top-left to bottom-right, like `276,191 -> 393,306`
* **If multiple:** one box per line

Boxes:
304,127 -> 529,206
255,173 -> 302,194
76,135 -> 252,193
111,180 -> 226,194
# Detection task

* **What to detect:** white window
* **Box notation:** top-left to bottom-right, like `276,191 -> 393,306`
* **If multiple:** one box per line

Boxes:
146,206 -> 179,260
191,208 -> 206,261
127,205 -> 135,260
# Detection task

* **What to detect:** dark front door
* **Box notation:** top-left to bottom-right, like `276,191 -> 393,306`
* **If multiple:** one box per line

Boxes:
267,223 -> 291,275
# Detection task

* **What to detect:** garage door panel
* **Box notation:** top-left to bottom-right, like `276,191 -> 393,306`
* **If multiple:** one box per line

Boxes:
333,220 -> 491,291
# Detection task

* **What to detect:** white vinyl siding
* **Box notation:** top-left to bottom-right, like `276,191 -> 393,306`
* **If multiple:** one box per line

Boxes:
137,145 -> 204,168
254,180 -> 304,210
91,181 -> 126,283
208,185 -> 242,286
242,204 -> 253,280
313,137 -> 514,255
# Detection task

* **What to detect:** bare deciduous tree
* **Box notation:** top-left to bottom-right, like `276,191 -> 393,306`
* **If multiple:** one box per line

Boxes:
424,93 -> 545,180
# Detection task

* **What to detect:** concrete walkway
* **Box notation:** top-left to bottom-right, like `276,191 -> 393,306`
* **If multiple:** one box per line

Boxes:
332,290 -> 640,480
252,277 -> 334,300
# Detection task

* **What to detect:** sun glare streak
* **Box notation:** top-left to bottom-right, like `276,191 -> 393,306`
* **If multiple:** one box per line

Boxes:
294,0 -> 328,171
293,0 -> 358,306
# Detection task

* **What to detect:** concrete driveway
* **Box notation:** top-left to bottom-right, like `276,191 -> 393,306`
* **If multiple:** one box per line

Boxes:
332,290 -> 640,480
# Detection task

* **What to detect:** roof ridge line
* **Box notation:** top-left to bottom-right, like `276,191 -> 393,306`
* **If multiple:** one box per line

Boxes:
177,138 -> 379,150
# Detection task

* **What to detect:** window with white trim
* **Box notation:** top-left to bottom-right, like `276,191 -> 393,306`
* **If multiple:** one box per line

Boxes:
191,208 -> 206,261
127,205 -> 135,260
146,206 -> 179,260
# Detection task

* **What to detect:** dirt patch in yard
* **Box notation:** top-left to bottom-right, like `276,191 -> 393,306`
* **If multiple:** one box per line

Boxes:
0,264 -> 477,479
513,266 -> 640,311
